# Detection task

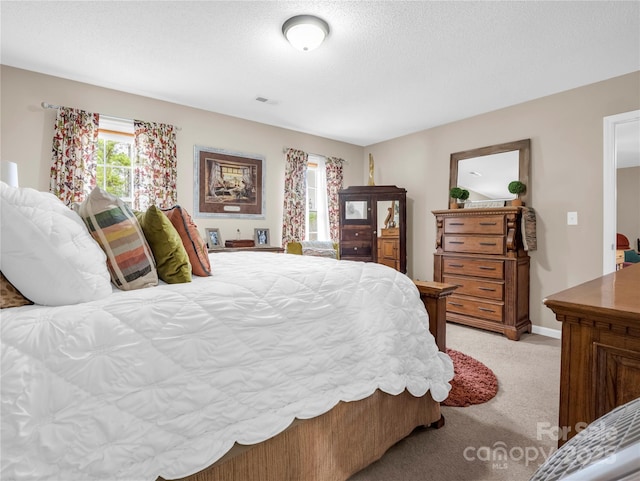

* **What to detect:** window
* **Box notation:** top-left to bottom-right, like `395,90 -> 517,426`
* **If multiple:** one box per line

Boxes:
306,162 -> 318,240
96,117 -> 134,205
306,154 -> 330,241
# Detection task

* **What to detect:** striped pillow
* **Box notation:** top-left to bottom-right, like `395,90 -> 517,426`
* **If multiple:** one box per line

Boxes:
74,187 -> 158,290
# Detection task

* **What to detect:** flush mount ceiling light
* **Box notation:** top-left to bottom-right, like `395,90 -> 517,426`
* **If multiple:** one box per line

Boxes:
282,15 -> 330,52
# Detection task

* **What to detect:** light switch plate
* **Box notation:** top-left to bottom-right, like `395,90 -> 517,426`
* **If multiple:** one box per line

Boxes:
567,211 -> 578,225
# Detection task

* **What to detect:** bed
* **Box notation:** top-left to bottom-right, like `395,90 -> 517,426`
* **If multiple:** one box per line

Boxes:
0,183 -> 454,481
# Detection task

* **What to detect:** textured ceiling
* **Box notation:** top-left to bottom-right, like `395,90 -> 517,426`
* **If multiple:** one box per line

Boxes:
1,1 -> 639,147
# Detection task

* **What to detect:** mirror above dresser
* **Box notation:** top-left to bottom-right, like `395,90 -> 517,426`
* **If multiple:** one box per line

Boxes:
449,139 -> 531,207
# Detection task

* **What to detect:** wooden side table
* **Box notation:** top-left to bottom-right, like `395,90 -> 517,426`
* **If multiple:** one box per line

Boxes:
414,280 -> 458,352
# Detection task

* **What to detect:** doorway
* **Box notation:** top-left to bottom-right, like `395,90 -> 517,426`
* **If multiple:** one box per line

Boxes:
603,110 -> 640,274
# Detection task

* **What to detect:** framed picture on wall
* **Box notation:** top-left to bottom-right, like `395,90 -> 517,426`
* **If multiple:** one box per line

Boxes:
205,228 -> 223,249
194,146 -> 265,218
254,228 -> 270,246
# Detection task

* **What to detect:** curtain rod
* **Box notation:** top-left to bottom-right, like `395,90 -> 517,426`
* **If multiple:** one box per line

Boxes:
41,102 -> 182,131
282,146 -> 348,163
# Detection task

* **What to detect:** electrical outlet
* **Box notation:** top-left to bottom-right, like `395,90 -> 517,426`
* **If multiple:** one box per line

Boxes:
567,212 -> 578,225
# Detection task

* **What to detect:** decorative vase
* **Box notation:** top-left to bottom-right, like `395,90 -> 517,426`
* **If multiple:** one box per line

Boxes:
511,198 -> 523,207
450,202 -> 459,209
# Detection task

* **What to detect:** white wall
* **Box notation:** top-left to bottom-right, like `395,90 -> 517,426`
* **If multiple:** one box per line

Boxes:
0,66 -> 365,246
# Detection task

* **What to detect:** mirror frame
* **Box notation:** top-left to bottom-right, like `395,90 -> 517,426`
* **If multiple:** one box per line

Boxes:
449,138 -> 531,207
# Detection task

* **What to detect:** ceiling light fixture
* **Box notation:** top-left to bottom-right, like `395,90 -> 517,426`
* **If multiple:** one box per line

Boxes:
282,15 -> 330,52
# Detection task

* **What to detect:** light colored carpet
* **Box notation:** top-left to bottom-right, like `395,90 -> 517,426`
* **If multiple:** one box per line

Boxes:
349,323 -> 561,481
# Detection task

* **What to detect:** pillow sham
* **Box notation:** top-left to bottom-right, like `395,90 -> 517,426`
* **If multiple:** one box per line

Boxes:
73,187 -> 158,290
161,206 -> 211,276
135,206 -> 192,284
302,247 -> 337,259
0,182 -> 112,305
0,272 -> 33,308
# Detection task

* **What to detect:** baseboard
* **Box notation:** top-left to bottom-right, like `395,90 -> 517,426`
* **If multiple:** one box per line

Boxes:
531,325 -> 561,339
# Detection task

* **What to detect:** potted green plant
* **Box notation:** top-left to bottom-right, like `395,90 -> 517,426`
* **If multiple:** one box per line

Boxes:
508,180 -> 526,206
449,187 -> 470,209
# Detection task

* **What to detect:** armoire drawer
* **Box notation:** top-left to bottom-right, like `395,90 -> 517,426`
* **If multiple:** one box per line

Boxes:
443,257 -> 504,279
444,215 -> 505,235
447,296 -> 504,323
341,227 -> 372,241
443,275 -> 504,301
444,235 -> 505,255
340,243 -> 372,257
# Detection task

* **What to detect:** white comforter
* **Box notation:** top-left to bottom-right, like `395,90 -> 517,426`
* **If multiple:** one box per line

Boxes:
1,252 -> 453,481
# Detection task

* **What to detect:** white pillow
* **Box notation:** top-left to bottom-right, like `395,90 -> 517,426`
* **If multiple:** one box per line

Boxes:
0,182 -> 112,306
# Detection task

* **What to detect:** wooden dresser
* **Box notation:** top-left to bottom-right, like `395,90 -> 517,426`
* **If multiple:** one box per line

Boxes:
433,207 -> 531,340
544,263 -> 640,447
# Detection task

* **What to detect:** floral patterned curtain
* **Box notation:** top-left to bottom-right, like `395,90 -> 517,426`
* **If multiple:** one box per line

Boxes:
49,107 -> 99,205
282,148 -> 309,246
133,120 -> 177,210
325,157 -> 344,242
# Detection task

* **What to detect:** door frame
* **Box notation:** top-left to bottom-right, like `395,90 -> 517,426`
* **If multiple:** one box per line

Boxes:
603,109 -> 640,274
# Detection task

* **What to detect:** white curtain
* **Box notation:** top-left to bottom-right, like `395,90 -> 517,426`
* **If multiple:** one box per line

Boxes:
310,155 -> 331,241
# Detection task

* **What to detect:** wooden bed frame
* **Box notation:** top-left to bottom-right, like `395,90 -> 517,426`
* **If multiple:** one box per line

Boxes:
159,281 -> 456,481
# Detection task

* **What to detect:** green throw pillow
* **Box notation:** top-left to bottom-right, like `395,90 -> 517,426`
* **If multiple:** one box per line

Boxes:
286,242 -> 303,255
136,206 -> 192,283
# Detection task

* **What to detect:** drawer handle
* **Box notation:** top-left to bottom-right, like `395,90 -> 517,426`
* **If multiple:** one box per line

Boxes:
449,241 -> 464,244
354,247 -> 358,251
479,242 -> 497,246
478,266 -> 497,271
355,232 -> 359,236
450,222 -> 465,226
449,302 -> 463,307
479,287 -> 497,292
449,263 -> 464,268
478,307 -> 496,313
479,222 -> 498,226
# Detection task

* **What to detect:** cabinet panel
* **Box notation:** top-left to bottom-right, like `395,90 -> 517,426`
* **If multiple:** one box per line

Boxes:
594,343 -> 640,419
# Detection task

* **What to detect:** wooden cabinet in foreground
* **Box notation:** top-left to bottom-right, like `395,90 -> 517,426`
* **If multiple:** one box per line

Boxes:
338,185 -> 407,273
544,263 -> 640,447
433,207 -> 531,340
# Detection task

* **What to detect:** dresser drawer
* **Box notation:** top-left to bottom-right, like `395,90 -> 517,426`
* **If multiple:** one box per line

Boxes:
341,243 -> 372,257
444,235 -> 505,255
447,296 -> 504,323
443,257 -> 504,279
444,215 -> 505,235
443,275 -> 504,301
341,226 -> 372,241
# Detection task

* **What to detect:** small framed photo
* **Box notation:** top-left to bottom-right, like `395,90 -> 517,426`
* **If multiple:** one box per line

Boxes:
254,228 -> 270,246
205,228 -> 223,249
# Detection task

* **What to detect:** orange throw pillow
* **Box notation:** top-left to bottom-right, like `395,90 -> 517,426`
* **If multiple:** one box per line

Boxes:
161,206 -> 211,277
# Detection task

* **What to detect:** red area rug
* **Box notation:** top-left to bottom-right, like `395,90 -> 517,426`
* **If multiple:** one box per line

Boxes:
442,348 -> 498,407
